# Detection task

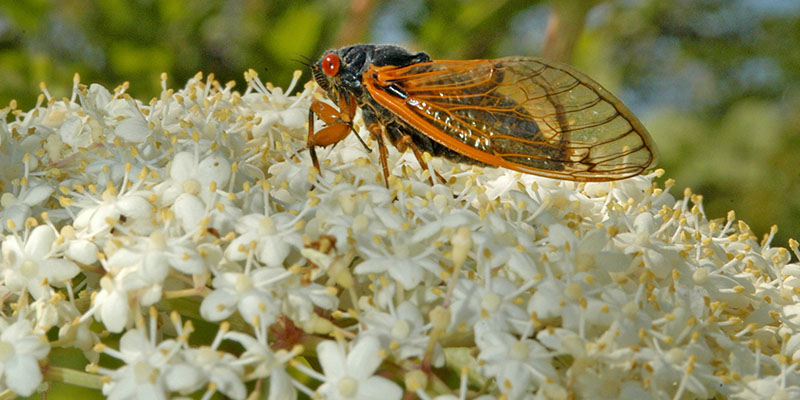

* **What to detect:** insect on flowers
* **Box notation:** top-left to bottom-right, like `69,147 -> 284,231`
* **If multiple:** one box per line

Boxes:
307,44 -> 658,186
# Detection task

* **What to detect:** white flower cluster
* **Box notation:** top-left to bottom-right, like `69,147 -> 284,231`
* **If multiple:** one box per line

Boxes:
0,69 -> 798,399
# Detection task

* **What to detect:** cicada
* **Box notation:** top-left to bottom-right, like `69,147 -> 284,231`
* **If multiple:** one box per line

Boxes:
307,44 -> 657,186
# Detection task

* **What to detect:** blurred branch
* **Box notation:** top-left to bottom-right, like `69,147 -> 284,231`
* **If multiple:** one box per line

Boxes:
541,0 -> 597,63
334,0 -> 378,47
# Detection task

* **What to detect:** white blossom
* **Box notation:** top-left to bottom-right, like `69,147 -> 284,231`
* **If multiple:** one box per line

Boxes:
361,301 -> 443,366
2,224 -> 80,299
97,328 -> 181,399
316,336 -> 402,400
0,70 -> 797,400
0,318 -> 50,396
200,268 -> 287,326
474,321 -> 559,400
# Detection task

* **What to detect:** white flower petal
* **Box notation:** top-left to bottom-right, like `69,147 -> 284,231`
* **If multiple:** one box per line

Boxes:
20,184 -> 53,206
114,115 -> 150,143
238,292 -> 278,325
633,212 -> 655,234
317,340 -> 347,378
40,258 -> 81,284
256,235 -> 290,268
118,329 -> 149,354
57,115 -> 91,148
355,376 -> 402,400
197,154 -> 231,189
65,239 -> 99,265
1,203 -> 30,233
89,204 -> 120,232
99,290 -> 129,333
13,335 -> 50,360
139,282 -> 163,306
547,224 -> 575,248
5,354 -> 43,396
507,251 -> 536,280
172,193 -> 206,232
115,195 -> 153,219
166,248 -> 205,275
24,225 -> 55,259
388,260 -> 423,290
169,152 -> 197,181
141,252 -> 169,281
164,363 -> 203,393
353,258 -> 389,274
210,367 -> 246,400
200,289 -> 237,321
85,83 -> 112,111
279,108 -> 306,130
267,366 -> 297,400
224,233 -> 257,262
347,336 -> 383,378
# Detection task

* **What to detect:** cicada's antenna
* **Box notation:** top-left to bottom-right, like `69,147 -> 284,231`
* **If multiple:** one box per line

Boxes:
292,54 -> 314,68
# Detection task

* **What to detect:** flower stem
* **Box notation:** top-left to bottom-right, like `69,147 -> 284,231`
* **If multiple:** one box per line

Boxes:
44,366 -> 104,390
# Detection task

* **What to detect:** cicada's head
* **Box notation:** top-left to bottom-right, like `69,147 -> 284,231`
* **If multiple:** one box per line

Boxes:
312,44 -> 430,105
311,45 -> 378,102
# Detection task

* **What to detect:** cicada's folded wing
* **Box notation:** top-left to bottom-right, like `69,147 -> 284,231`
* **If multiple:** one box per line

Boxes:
363,57 -> 658,181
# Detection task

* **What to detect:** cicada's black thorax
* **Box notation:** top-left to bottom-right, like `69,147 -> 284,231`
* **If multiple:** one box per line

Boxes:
312,44 -> 430,103
312,44 -> 490,167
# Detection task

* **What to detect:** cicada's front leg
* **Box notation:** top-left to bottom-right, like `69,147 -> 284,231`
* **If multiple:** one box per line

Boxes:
307,92 -> 358,174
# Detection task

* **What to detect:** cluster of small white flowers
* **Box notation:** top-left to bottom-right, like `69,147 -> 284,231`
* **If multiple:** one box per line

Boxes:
0,68 -> 798,399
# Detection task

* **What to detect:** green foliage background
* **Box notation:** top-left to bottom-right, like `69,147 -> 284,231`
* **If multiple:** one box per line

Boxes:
1,0 -> 798,250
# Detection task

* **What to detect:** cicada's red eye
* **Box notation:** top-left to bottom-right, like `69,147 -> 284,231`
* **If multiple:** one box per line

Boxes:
321,54 -> 340,76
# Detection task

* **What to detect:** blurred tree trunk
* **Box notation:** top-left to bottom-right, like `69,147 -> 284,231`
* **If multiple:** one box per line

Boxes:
334,0 -> 377,47
541,0 -> 597,63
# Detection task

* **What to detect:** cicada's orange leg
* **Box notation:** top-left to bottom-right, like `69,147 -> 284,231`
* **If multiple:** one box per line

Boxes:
307,92 -> 358,174
308,101 -> 350,173
396,134 -> 446,185
366,123 -> 391,188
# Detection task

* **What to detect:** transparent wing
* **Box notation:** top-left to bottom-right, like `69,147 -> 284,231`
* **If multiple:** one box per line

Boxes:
364,57 -> 658,181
